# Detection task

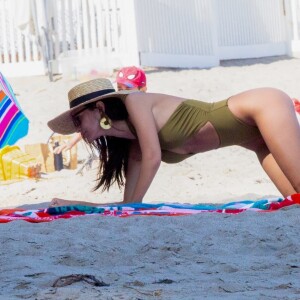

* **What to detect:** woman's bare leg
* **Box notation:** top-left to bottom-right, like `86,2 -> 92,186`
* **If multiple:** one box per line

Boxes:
229,88 -> 300,193
242,138 -> 296,196
255,143 -> 297,196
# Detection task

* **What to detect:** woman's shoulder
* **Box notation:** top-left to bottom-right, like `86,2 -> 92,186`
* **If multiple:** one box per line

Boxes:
126,92 -> 184,102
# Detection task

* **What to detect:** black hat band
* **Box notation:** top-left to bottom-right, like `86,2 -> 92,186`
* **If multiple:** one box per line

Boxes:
70,89 -> 115,108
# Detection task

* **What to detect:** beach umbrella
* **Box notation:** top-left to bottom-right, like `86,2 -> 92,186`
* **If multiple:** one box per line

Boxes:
0,72 -> 29,148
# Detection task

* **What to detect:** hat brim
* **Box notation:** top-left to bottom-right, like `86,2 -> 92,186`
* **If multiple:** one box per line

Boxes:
47,90 -> 130,135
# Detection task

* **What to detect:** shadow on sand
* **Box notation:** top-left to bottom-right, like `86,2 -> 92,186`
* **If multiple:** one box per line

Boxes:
143,55 -> 295,75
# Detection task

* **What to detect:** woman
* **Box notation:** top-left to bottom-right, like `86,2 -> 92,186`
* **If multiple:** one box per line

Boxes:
48,78 -> 300,206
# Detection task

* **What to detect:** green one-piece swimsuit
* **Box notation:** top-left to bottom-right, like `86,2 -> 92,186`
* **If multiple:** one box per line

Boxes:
128,99 -> 261,164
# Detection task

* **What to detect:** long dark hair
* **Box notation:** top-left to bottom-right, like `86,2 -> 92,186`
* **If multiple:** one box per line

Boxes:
83,97 -> 131,192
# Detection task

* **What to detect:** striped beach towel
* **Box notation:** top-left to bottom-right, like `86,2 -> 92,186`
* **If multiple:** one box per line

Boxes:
0,194 -> 299,223
0,72 -> 29,148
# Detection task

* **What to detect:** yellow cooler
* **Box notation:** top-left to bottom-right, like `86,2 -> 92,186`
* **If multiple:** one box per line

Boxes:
0,145 -> 39,180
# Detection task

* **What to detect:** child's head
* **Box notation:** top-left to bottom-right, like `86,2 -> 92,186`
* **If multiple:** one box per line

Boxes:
116,66 -> 147,92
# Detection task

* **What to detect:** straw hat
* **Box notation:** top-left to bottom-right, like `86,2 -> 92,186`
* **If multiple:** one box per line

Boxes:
47,78 -> 129,135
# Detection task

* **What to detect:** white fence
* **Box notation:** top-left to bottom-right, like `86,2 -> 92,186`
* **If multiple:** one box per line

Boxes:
43,0 -> 139,79
134,0 -> 219,68
0,0 -> 138,77
135,0 -> 292,68
51,0 -> 137,57
289,0 -> 300,51
1,0 -> 300,77
0,0 -> 44,76
216,0 -> 288,60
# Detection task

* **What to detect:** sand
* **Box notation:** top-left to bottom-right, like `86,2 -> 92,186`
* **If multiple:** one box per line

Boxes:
0,56 -> 300,299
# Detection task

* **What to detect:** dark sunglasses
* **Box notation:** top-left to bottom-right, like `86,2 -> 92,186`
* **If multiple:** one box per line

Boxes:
72,107 -> 86,128
71,103 -> 98,128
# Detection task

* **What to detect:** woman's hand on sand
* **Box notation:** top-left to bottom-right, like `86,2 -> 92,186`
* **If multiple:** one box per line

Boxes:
50,198 -> 103,207
50,198 -> 73,207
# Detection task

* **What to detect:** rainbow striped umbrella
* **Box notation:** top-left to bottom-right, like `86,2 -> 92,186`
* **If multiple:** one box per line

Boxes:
0,72 -> 29,148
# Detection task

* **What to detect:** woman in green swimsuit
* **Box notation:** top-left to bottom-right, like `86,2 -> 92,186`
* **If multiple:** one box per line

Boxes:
48,78 -> 300,206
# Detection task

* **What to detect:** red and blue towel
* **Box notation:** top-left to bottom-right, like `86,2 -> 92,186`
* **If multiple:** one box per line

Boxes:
0,194 -> 299,223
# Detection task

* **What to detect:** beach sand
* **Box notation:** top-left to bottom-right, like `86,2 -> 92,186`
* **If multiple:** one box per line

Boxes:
0,56 -> 300,299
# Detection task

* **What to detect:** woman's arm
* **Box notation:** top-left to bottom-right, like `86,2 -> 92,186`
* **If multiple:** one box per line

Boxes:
50,198 -> 105,207
50,141 -> 143,207
124,94 -> 162,202
123,140 -> 142,202
53,133 -> 82,154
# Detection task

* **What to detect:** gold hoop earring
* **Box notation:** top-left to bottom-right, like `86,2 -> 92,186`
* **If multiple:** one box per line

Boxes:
99,116 -> 112,130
